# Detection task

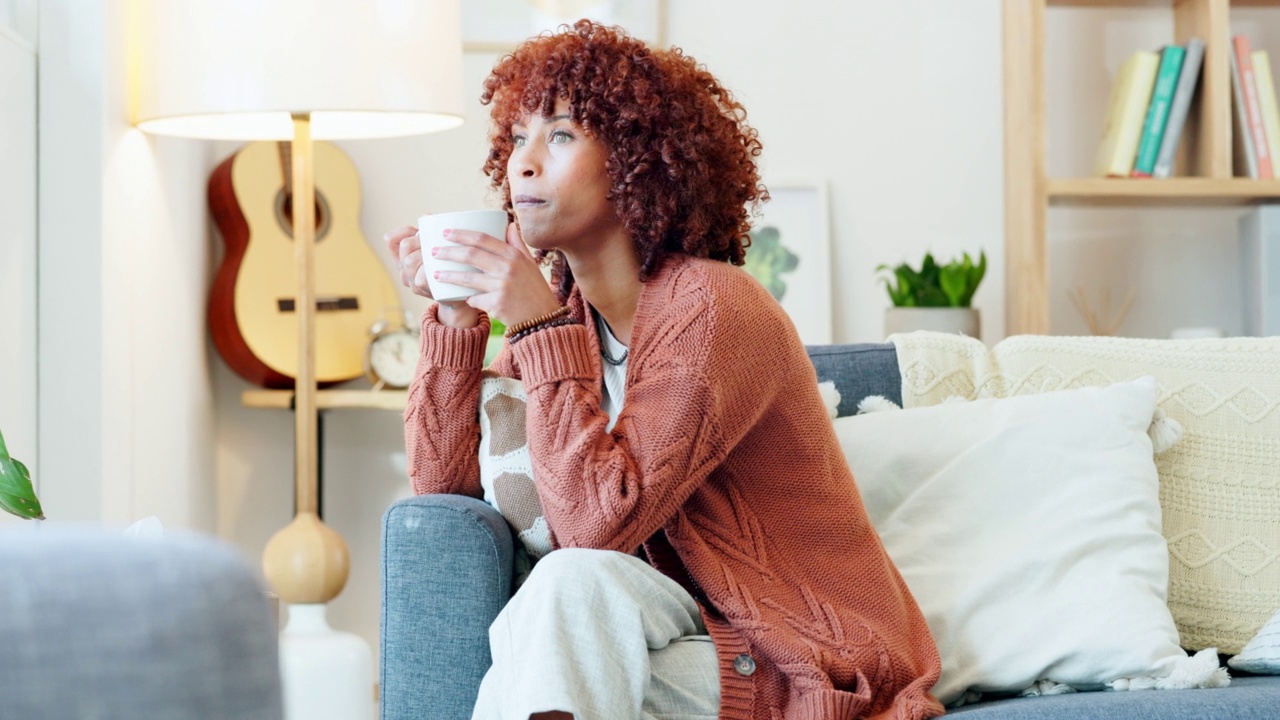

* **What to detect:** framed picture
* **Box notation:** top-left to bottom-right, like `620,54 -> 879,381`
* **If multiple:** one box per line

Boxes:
742,182 -> 833,345
462,0 -> 667,53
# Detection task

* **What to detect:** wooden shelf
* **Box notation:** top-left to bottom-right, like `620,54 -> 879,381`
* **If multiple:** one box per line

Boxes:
1003,0 -> 1264,334
1048,178 -> 1280,204
242,389 -> 408,411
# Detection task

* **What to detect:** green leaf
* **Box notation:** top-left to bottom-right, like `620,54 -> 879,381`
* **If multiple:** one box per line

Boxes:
920,253 -> 938,278
0,455 -> 44,520
876,264 -> 906,306
968,251 -> 988,305
894,267 -> 919,306
916,286 -> 950,307
939,265 -> 967,306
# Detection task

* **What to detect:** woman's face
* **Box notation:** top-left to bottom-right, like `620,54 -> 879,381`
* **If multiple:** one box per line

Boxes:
506,98 -> 623,254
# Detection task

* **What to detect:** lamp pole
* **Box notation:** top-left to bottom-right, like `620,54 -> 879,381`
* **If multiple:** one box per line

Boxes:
260,113 -> 350,607
291,113 -> 318,516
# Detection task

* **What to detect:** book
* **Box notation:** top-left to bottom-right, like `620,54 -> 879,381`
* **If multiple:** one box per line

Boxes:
1239,204 -> 1280,336
1231,43 -> 1258,178
1094,50 -> 1161,178
1153,38 -> 1205,179
1132,44 -> 1187,177
1253,50 -> 1280,179
1233,35 -> 1273,179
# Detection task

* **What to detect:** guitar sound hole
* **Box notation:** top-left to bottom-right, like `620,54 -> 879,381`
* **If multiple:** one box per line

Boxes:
275,189 -> 333,242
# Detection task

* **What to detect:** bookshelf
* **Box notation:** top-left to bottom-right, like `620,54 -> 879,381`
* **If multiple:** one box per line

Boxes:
1003,0 -> 1280,334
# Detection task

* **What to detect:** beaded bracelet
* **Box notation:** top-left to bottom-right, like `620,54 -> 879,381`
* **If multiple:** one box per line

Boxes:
503,305 -> 572,339
508,317 -> 577,344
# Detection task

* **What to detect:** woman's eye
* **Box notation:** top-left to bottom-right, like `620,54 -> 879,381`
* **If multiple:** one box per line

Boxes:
512,135 -> 527,147
550,130 -> 572,144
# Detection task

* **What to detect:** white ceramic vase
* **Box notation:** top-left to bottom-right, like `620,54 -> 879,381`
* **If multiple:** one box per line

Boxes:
884,307 -> 981,339
278,603 -> 374,720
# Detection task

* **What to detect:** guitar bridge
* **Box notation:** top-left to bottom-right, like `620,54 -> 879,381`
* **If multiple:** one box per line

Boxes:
277,297 -> 360,312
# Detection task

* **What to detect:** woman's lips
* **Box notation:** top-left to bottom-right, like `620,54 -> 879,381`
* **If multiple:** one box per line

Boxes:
514,194 -> 546,208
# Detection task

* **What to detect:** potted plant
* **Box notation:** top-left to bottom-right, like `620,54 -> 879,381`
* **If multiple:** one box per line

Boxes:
877,251 -> 986,338
1,426 -> 45,520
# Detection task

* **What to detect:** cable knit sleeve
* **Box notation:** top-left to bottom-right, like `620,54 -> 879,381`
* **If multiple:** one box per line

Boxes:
403,305 -> 517,497
513,270 -> 781,553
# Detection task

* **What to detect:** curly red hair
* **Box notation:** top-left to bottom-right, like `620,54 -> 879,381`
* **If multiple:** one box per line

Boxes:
480,20 -> 767,297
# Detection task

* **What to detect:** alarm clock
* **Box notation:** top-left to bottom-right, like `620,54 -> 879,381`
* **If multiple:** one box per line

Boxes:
365,318 -> 419,390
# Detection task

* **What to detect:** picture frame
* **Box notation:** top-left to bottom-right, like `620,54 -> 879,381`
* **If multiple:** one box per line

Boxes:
742,182 -> 833,345
462,0 -> 667,53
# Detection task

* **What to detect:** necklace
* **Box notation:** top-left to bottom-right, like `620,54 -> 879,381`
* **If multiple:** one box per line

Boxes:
594,309 -> 629,367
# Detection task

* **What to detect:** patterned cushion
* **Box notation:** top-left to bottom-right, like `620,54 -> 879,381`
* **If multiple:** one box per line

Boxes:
477,373 -> 553,559
891,331 -> 1280,655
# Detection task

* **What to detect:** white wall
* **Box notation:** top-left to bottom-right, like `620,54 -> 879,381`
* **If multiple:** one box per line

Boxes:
37,0 -> 215,529
0,22 -> 37,528
668,0 -> 1007,343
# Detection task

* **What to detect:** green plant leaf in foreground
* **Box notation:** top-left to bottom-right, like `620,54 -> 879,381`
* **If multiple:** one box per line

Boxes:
0,428 -> 44,520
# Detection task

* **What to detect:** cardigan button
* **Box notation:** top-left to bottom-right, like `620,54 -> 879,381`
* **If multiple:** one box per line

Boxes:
733,653 -> 756,676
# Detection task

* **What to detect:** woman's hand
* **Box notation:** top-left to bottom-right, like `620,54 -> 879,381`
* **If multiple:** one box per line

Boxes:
431,223 -> 562,328
384,223 -> 480,328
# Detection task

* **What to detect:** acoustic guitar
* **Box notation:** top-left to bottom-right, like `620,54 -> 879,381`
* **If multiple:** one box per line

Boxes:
208,141 -> 402,389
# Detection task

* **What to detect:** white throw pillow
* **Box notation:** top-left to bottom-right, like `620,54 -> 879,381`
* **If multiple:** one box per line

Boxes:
834,377 -> 1219,705
1229,608 -> 1280,674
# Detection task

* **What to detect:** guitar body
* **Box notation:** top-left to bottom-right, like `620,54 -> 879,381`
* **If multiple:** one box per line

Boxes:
208,141 -> 402,388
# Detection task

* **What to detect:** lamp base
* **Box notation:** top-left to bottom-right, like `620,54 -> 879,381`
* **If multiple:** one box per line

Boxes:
262,511 -> 350,604
279,603 -> 374,720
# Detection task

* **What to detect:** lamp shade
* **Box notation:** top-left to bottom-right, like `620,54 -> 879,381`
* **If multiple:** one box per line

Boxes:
132,0 -> 465,140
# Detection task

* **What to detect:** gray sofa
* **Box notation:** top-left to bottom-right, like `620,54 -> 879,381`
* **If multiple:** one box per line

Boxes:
380,342 -> 1280,719
0,527 -> 283,720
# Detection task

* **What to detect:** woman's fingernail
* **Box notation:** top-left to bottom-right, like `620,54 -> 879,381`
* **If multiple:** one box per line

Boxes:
442,229 -> 452,238
431,247 -> 439,256
433,271 -> 441,280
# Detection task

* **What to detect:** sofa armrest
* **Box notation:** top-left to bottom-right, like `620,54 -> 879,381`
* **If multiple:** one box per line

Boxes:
380,494 -> 514,720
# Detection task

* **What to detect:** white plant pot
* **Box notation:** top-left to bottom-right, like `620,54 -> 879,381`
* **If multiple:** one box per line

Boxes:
884,307 -> 981,339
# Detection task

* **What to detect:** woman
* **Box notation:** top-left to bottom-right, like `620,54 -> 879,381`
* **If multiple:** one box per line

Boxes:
385,20 -> 943,720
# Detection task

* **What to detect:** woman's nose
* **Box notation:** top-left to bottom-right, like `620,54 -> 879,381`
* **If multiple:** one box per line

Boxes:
512,148 -> 539,178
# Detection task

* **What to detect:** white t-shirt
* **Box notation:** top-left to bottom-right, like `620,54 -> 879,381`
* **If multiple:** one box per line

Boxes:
596,311 -> 628,432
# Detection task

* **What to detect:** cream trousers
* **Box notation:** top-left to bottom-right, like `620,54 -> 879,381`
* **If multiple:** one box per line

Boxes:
471,548 -> 721,720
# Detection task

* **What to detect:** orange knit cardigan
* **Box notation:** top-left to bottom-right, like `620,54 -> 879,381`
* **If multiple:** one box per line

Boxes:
404,255 -> 943,720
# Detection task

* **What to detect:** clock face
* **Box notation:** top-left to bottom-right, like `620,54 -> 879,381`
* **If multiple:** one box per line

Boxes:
369,331 -> 418,388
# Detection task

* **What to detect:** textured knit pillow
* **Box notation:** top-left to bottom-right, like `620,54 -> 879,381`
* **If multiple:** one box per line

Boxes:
1229,608 -> 1280,674
835,377 -> 1227,706
891,331 -> 1280,655
477,374 -> 552,558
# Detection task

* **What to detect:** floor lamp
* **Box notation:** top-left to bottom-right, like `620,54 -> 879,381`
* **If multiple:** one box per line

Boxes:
131,2 -> 464,717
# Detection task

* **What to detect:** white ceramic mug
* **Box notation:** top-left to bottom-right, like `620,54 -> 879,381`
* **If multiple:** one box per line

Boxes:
417,210 -> 509,302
